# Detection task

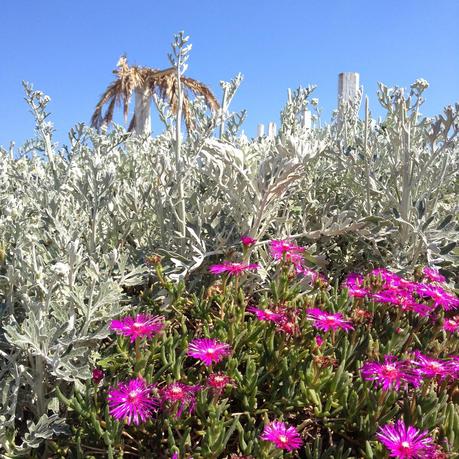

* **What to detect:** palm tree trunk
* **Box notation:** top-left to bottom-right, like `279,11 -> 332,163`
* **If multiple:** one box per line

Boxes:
134,88 -> 152,136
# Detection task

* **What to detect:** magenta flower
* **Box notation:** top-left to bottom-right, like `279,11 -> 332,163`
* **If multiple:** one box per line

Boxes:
376,420 -> 434,458
443,316 -> 459,333
107,377 -> 158,425
208,262 -> 259,276
260,420 -> 303,451
161,382 -> 201,417
361,355 -> 421,391
240,236 -> 256,247
423,267 -> 446,283
415,284 -> 459,311
247,306 -> 287,324
315,335 -> 324,347
207,372 -> 233,393
269,239 -> 304,265
412,352 -> 450,379
188,338 -> 231,366
110,314 -> 165,343
92,368 -> 104,384
447,356 -> 459,378
306,308 -> 354,332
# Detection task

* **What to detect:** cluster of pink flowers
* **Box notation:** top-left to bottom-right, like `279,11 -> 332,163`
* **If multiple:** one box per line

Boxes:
344,268 -> 458,315
270,239 -> 304,265
248,305 -> 352,336
110,314 -> 165,342
109,373 -> 236,424
260,420 -> 303,451
361,353 -> 459,391
269,239 -> 327,283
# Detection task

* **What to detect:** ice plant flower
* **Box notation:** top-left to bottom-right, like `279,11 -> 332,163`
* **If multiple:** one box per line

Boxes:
161,382 -> 201,417
240,236 -> 256,247
361,355 -> 421,391
411,352 -> 450,380
208,262 -> 259,276
107,377 -> 158,425
423,266 -> 446,283
415,284 -> 459,311
247,306 -> 287,324
92,368 -> 104,384
376,420 -> 434,458
443,316 -> 459,333
306,308 -> 354,332
315,335 -> 324,347
260,420 -> 303,451
110,314 -> 165,343
207,372 -> 233,394
188,338 -> 231,366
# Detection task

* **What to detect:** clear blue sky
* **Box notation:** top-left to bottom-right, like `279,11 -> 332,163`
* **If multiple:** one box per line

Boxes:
1,0 -> 458,148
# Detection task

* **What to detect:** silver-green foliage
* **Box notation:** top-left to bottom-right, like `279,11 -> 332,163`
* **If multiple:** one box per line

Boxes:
0,63 -> 457,453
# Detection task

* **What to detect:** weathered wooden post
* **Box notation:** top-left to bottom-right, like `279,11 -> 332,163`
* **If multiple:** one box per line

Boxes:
303,109 -> 312,129
257,123 -> 265,137
338,72 -> 360,104
268,122 -> 277,138
337,72 -> 360,126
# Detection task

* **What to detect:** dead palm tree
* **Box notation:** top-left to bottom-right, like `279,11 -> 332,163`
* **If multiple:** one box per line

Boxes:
91,56 -> 219,135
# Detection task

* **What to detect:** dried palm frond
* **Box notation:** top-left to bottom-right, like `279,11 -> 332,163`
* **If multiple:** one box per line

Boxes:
91,57 -> 219,133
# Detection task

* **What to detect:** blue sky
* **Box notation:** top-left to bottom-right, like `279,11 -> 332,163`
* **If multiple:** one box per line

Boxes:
1,0 -> 458,148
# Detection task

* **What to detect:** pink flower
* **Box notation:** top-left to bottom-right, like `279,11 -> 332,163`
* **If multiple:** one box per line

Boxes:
415,284 -> 459,311
412,352 -> 450,379
260,420 -> 303,451
269,239 -> 304,265
361,355 -> 421,391
376,420 -> 434,458
315,335 -> 324,347
161,382 -> 201,417
110,314 -> 165,343
92,368 -> 104,384
306,308 -> 354,332
443,316 -> 459,333
423,267 -> 446,283
188,338 -> 231,366
207,373 -> 233,393
208,262 -> 259,276
247,306 -> 287,324
107,377 -> 158,425
446,356 -> 459,378
240,236 -> 256,247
